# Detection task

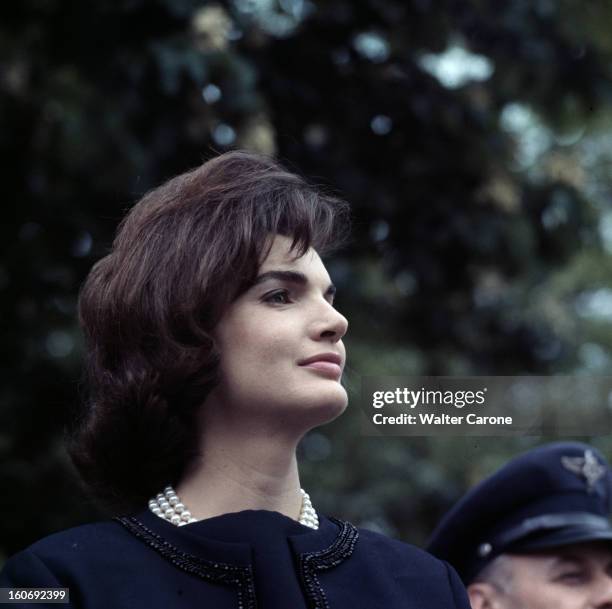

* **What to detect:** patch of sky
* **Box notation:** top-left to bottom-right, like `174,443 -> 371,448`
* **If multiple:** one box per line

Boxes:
353,32 -> 390,63
72,231 -> 92,257
212,123 -> 236,146
541,190 -> 571,230
579,342 -> 611,372
599,211 -> 612,254
500,102 -> 553,169
232,0 -> 313,37
202,83 -> 222,104
370,219 -> 390,242
417,44 -> 494,89
46,330 -> 74,358
576,289 -> 612,321
370,115 -> 392,135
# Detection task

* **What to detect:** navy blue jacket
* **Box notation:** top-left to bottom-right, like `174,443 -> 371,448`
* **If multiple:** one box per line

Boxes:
1,509 -> 470,608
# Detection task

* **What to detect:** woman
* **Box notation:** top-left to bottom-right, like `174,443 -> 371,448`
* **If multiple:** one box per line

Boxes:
0,151 -> 470,608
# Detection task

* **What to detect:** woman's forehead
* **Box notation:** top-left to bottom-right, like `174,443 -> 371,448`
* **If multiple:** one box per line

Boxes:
260,235 -> 323,271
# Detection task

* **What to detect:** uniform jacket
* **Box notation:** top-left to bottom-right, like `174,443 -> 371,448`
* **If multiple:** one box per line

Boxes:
1,509 -> 470,608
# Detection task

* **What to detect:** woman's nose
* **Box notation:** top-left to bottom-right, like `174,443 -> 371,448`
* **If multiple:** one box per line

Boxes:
316,305 -> 348,342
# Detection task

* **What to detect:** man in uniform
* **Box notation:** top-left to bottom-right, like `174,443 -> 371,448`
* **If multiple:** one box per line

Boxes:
427,442 -> 612,608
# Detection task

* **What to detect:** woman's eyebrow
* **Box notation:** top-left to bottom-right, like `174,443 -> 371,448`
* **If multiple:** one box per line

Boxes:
252,270 -> 336,296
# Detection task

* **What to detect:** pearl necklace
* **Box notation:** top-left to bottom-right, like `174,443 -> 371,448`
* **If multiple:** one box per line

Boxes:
148,485 -> 319,529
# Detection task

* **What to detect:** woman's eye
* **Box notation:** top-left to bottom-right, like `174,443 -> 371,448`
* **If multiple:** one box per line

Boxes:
264,290 -> 292,304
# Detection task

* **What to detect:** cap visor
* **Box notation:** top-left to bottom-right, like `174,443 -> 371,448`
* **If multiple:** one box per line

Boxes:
511,525 -> 612,553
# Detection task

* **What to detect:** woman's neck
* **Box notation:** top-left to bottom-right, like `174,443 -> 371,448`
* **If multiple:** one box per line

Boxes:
175,409 -> 304,522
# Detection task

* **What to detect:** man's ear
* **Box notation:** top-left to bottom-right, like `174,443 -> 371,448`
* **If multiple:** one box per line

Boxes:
467,582 -> 502,609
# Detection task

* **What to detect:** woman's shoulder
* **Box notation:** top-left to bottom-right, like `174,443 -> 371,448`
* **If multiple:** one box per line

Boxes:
319,520 -> 471,608
356,525 -> 448,571
1,517 -> 144,580
0,518 -> 130,592
17,518 -> 127,559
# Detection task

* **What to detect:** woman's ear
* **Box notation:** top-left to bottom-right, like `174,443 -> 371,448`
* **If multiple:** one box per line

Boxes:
467,582 -> 503,609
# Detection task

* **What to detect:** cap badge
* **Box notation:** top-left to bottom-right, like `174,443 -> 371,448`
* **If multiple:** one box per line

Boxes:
561,449 -> 606,492
477,542 -> 492,558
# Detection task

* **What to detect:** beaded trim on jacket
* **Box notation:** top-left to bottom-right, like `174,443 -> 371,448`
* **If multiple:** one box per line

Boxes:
115,515 -> 359,609
115,516 -> 257,608
299,519 -> 359,609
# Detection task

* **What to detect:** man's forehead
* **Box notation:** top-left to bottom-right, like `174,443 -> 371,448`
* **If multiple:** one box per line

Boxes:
554,541 -> 612,560
515,541 -> 612,564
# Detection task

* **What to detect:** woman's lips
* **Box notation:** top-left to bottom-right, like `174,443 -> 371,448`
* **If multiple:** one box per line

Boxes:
301,361 -> 343,379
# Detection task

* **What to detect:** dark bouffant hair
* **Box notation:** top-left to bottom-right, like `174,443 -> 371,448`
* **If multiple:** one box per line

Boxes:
68,150 -> 350,513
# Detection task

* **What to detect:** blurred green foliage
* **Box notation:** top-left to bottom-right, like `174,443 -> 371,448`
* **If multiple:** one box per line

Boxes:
2,0 -> 612,560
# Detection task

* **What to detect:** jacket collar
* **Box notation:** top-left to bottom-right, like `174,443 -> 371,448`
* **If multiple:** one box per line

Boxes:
121,508 -> 345,564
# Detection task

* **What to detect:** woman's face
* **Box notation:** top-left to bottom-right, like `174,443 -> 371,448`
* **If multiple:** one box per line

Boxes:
207,234 -> 348,431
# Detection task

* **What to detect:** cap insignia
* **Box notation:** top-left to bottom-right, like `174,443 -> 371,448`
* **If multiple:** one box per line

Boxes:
477,542 -> 492,558
561,450 -> 606,493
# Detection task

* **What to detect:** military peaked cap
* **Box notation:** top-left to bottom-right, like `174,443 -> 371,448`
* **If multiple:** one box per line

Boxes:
426,442 -> 612,584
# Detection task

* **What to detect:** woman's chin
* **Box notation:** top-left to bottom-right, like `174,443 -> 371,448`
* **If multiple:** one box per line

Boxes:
227,383 -> 348,431
299,386 -> 348,428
